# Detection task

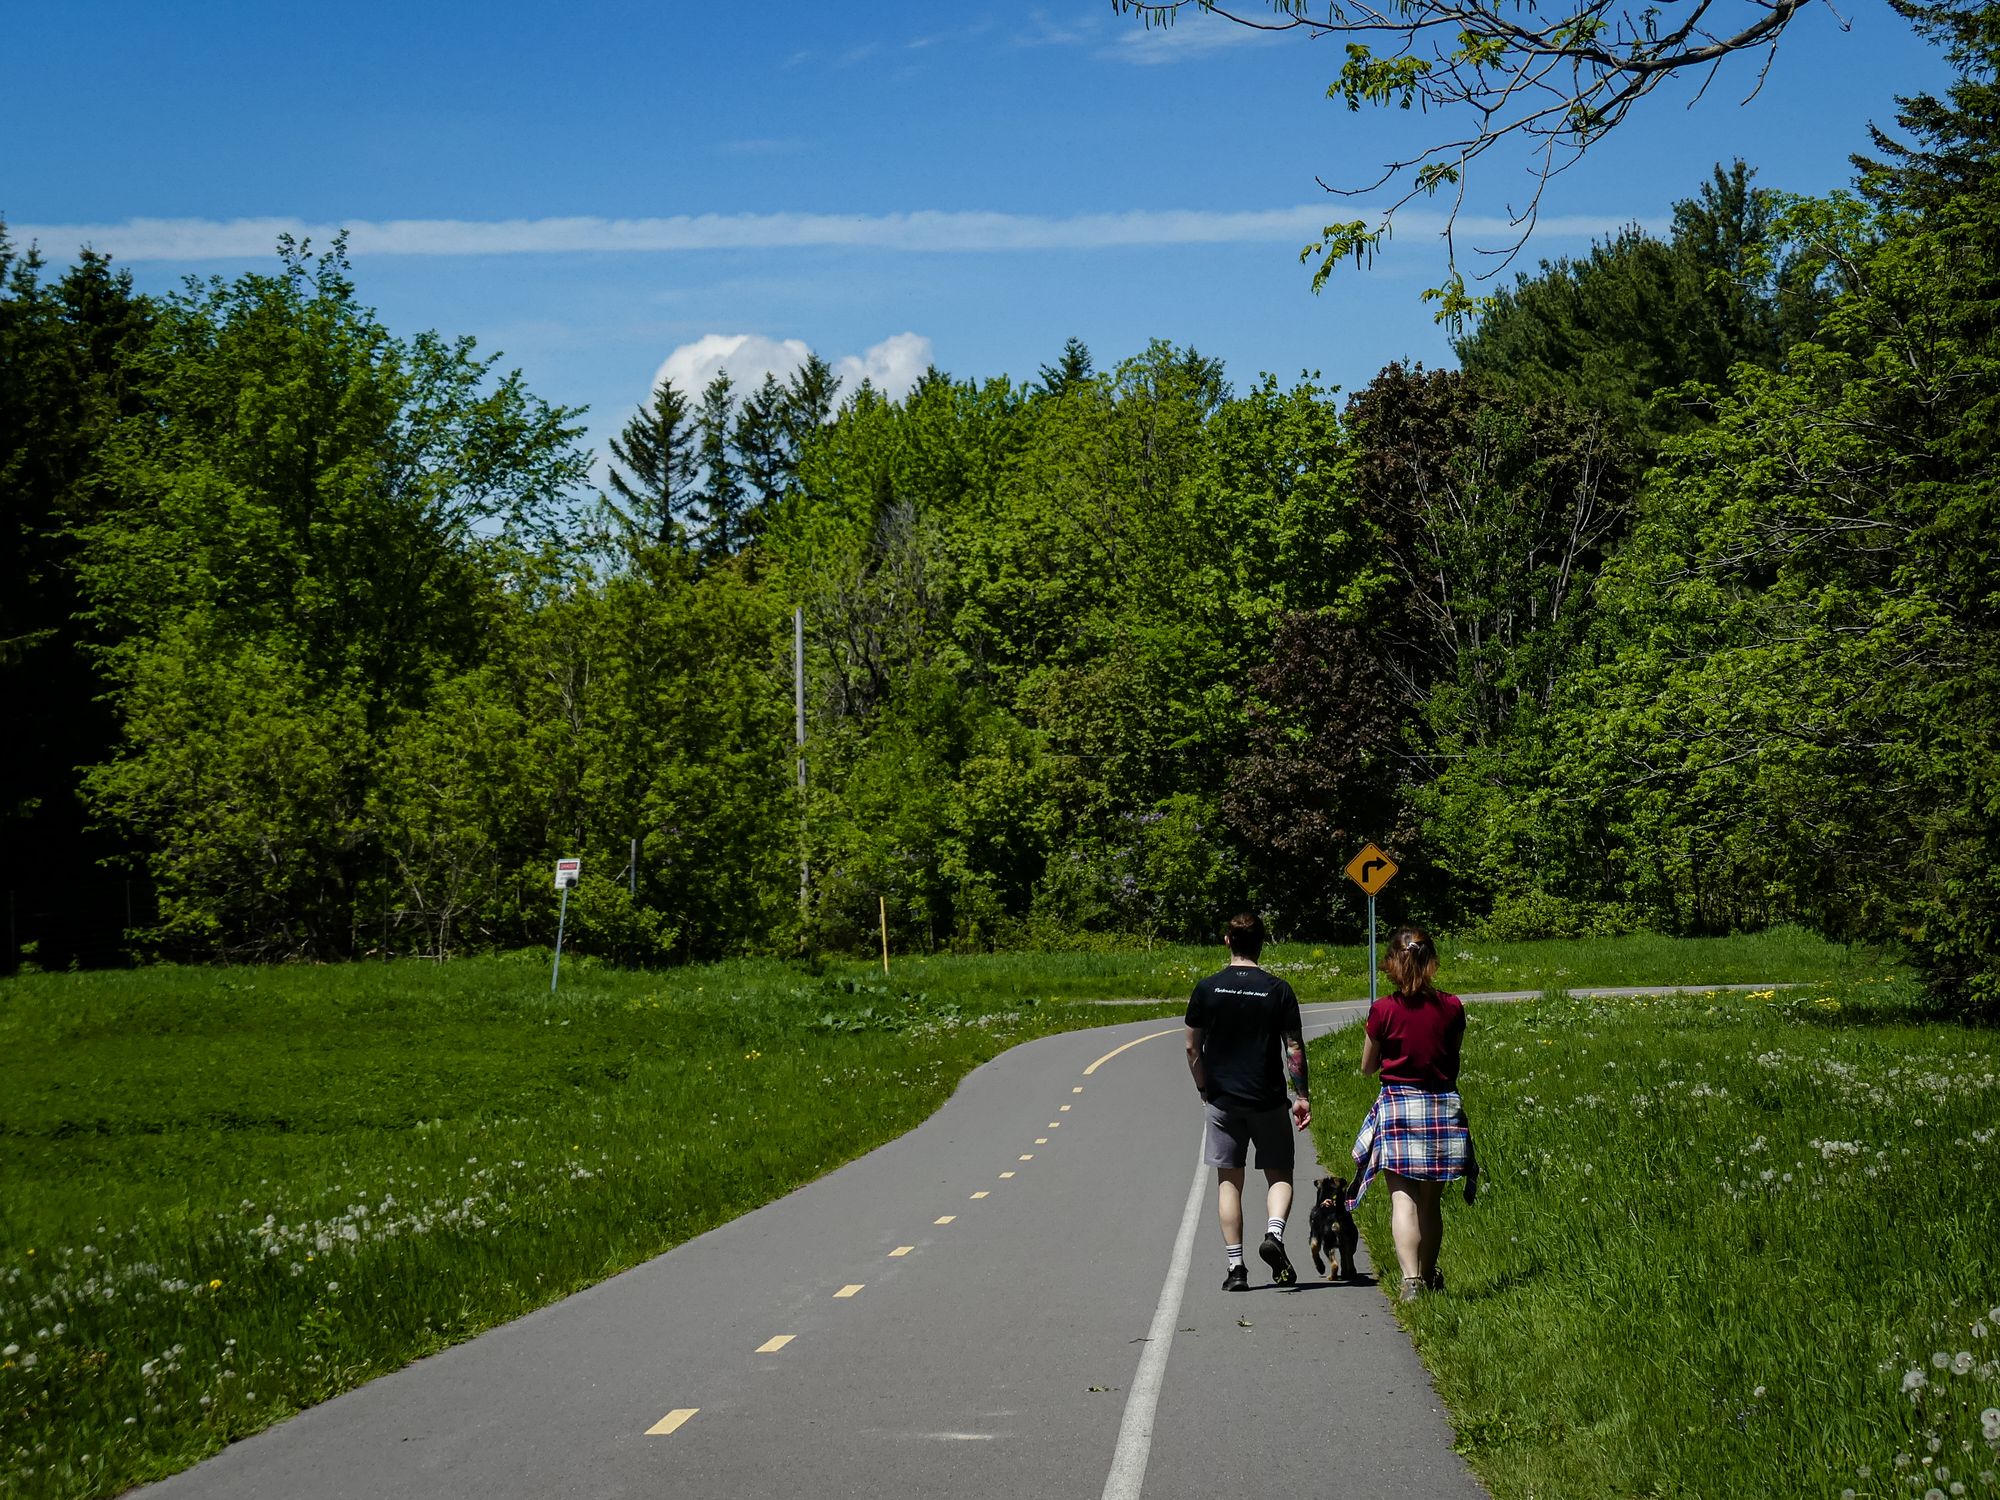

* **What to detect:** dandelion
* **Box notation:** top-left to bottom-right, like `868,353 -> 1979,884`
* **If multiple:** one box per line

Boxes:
1934,1352 -> 1953,1370
18,1353 -> 36,1369
1905,1369 -> 1929,1394
1753,1385 -> 1766,1398
1,1345 -> 15,1357
1953,1351 -> 1975,1374
207,1278 -> 222,1290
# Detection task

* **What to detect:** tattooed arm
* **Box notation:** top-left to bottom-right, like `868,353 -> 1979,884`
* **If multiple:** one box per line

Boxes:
1283,1029 -> 1311,1128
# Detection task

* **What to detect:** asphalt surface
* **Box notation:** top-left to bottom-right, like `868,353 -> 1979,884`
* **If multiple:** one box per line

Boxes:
140,999 -> 1487,1500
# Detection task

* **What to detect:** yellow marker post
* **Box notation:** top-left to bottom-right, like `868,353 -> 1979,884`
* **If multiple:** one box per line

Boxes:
879,895 -> 890,976
646,1408 -> 698,1437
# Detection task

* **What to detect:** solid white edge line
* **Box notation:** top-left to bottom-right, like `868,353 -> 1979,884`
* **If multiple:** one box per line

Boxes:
1100,1148 -> 1207,1500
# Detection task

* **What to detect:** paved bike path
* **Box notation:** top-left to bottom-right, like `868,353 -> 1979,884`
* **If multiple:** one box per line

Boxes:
142,999 -> 1489,1499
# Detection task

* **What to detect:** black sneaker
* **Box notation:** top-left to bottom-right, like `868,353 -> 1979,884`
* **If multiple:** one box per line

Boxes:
1259,1232 -> 1297,1286
1221,1264 -> 1249,1291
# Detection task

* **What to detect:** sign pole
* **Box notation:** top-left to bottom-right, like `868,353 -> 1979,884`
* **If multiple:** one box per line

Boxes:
879,895 -> 890,976
795,607 -> 809,925
1344,842 -> 1398,1006
1367,892 -> 1377,1004
551,884 -> 570,995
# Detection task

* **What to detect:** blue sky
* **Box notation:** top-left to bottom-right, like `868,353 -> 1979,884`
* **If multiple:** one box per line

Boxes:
8,1 -> 1952,457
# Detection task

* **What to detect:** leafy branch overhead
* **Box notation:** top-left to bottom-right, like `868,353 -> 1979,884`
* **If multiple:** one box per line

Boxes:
1112,0 -> 1830,315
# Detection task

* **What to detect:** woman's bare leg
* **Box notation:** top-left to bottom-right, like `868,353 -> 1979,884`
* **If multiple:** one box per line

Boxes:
1416,1180 -> 1446,1280
1384,1172 -> 1425,1280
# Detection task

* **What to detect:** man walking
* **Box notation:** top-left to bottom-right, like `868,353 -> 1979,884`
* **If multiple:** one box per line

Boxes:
1185,912 -> 1310,1290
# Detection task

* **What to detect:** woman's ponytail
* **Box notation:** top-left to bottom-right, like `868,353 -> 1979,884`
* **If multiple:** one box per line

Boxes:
1382,925 -> 1439,999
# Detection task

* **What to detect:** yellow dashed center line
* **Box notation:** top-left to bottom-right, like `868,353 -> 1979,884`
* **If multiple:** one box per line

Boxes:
835,1284 -> 864,1298
1061,1104 -> 1072,1111
756,1335 -> 794,1354
1049,1122 -> 1061,1128
935,1215 -> 956,1225
1073,1086 -> 1084,1094
970,1191 -> 989,1199
1019,1153 -> 1035,1161
646,1408 -> 698,1436
889,1246 -> 914,1257
999,1171 -> 1016,1179
1035,1137 -> 1049,1144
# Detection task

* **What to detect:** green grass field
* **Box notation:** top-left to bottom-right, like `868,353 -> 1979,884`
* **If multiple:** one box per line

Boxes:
0,928 -> 1890,1497
1309,978 -> 2000,1500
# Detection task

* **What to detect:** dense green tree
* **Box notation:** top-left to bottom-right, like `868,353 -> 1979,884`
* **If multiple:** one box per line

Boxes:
73,240 -> 587,958
0,232 -> 154,969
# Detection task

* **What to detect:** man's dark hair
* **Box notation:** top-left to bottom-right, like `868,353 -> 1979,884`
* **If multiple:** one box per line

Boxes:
1223,911 -> 1266,958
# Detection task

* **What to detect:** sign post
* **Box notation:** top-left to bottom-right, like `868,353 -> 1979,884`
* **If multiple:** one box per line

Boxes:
551,858 -> 581,994
1343,843 -> 1399,1003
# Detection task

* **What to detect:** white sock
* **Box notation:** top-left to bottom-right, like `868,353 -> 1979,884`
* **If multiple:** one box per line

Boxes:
1225,1243 -> 1244,1268
1266,1216 -> 1287,1238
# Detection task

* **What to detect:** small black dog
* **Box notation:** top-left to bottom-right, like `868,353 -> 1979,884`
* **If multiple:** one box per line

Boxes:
1307,1174 -> 1360,1280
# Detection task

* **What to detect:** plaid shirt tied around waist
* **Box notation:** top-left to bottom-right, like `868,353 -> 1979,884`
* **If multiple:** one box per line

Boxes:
1348,1082 -> 1471,1207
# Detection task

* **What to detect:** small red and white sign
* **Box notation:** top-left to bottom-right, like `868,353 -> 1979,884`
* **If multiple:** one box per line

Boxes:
554,858 -> 581,890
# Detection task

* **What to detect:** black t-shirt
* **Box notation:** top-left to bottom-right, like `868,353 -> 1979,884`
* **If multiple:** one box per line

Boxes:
1184,964 -> 1303,1112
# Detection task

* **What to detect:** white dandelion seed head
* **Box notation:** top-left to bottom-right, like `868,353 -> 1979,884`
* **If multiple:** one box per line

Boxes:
1906,1369 -> 1930,1393
1954,1351 -> 1975,1374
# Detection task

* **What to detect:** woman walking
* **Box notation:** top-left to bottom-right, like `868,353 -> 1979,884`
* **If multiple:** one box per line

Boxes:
1347,926 -> 1476,1302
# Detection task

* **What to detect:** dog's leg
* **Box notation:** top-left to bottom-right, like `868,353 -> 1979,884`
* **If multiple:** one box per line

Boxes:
1309,1233 -> 1326,1277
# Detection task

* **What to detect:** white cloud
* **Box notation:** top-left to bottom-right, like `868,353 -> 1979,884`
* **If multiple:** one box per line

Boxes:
12,206 -> 1655,262
648,331 -> 931,408
651,333 -> 813,399
834,333 -> 933,399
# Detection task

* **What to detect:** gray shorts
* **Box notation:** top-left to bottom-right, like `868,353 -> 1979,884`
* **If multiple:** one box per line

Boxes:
1202,1100 -> 1295,1172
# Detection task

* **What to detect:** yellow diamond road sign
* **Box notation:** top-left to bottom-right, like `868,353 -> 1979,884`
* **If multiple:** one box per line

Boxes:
1345,843 -> 1398,896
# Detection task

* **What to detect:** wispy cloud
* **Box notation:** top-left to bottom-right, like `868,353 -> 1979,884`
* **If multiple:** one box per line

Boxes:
15,207 -> 1653,262
1105,15 -> 1288,64
1014,8 -> 1101,47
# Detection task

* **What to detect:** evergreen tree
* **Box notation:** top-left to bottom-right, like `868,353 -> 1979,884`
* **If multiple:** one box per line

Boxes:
733,371 -> 791,529
781,352 -> 840,448
1036,336 -> 1093,394
606,378 -> 699,551
694,371 -> 745,560
1456,162 -> 1834,448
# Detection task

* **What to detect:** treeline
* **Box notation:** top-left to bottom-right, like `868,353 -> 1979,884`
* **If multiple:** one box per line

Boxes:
3,0 -> 1996,1005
